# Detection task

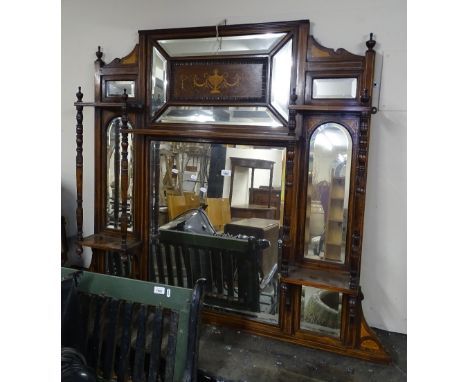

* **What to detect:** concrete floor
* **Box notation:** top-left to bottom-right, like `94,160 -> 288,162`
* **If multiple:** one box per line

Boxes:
197,324 -> 406,382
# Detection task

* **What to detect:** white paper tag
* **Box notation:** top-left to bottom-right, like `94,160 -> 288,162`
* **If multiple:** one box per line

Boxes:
190,174 -> 197,180
171,169 -> 179,174
154,286 -> 165,295
200,187 -> 207,193
221,169 -> 232,177
166,289 -> 171,297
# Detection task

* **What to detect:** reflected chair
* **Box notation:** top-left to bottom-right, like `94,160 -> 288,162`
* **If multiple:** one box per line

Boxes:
167,195 -> 188,220
206,198 -> 231,232
184,192 -> 201,209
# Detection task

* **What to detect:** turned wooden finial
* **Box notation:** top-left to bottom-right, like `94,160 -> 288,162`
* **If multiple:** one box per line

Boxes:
360,88 -> 370,104
95,46 -> 104,63
366,33 -> 376,51
290,88 -> 297,105
76,86 -> 83,102
122,88 -> 128,102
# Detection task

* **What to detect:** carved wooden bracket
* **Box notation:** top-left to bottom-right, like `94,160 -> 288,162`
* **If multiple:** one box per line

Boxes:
288,88 -> 298,136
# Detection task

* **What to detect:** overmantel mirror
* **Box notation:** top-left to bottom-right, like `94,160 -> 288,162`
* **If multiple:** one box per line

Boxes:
73,19 -> 390,363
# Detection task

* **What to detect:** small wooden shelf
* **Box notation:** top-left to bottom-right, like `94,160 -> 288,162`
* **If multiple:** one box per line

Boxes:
283,267 -> 354,294
79,233 -> 142,253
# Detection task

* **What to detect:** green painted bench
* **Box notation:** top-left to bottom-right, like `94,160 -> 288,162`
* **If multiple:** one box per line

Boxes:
61,267 -> 205,382
155,229 -> 272,313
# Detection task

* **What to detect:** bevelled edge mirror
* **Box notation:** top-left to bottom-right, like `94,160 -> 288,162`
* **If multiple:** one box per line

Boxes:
304,122 -> 352,264
300,285 -> 342,338
147,140 -> 286,326
312,78 -> 357,99
145,24 -> 300,127
105,116 -> 134,231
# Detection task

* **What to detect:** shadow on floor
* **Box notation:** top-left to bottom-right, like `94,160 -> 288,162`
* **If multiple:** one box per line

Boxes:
198,324 -> 406,382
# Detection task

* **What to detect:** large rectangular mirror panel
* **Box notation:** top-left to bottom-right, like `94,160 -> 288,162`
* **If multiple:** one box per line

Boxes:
149,141 -> 286,325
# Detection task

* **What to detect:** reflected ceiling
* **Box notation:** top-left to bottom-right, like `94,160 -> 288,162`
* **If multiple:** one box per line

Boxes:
158,33 -> 287,57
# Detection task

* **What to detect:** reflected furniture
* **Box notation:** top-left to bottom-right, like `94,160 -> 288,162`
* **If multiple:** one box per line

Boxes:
206,198 -> 232,232
224,218 -> 279,278
166,193 -> 201,220
230,204 -> 276,219
324,172 -> 346,261
72,19 -> 389,363
229,157 -> 277,219
250,187 -> 282,219
157,228 -> 266,313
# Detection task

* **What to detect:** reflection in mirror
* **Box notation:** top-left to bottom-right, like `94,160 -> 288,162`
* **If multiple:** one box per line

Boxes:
300,286 -> 342,338
105,117 -> 134,231
305,123 -> 351,263
157,33 -> 287,57
312,78 -> 357,99
106,80 -> 135,98
149,141 -> 286,325
151,47 -> 167,116
271,39 -> 292,120
156,106 -> 283,127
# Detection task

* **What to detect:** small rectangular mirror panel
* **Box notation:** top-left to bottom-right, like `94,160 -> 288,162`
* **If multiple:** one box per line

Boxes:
312,78 -> 357,99
106,80 -> 136,98
300,286 -> 342,338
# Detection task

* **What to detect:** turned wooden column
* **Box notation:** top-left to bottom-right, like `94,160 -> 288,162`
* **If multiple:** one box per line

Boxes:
120,90 -> 129,254
113,120 -> 121,228
75,87 -> 84,258
281,88 -> 298,278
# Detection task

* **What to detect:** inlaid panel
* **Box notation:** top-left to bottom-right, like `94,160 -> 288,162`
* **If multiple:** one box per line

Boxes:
170,58 -> 268,102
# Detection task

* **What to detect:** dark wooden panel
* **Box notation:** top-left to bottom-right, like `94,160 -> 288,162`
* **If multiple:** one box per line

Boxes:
117,302 -> 133,382
164,310 -> 180,382
148,307 -> 163,382
132,305 -> 147,382
102,298 -> 119,380
170,58 -> 268,102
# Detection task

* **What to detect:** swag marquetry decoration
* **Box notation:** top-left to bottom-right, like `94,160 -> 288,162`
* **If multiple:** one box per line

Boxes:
171,58 -> 267,102
193,69 -> 241,94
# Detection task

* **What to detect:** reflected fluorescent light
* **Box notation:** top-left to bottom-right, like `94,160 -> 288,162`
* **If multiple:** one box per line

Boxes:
315,133 -> 333,151
324,130 -> 343,146
192,114 -> 214,123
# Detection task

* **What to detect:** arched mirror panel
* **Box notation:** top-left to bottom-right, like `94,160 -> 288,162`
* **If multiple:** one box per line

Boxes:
304,122 -> 352,264
105,117 -> 134,231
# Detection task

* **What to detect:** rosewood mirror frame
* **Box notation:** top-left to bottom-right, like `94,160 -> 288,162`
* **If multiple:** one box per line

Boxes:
74,20 -> 390,363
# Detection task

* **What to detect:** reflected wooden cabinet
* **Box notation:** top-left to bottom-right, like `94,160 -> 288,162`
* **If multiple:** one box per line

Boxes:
72,20 -> 390,363
250,187 -> 282,219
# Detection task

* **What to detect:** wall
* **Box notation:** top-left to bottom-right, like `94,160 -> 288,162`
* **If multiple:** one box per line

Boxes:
61,0 -> 406,333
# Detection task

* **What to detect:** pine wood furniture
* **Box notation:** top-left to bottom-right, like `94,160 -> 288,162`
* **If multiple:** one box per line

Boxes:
72,20 -> 389,363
